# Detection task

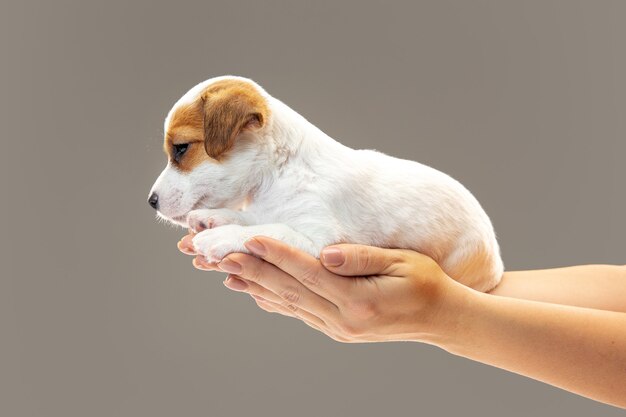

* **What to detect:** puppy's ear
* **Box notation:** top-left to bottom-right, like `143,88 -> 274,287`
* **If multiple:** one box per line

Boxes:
201,86 -> 266,160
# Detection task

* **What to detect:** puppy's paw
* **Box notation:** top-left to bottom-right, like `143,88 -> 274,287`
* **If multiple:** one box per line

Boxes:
187,209 -> 240,233
191,225 -> 250,263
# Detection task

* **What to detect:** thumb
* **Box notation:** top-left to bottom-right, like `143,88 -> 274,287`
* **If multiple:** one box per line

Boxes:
320,244 -> 407,277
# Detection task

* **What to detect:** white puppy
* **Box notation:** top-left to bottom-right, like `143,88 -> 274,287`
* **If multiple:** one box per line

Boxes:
148,76 -> 504,291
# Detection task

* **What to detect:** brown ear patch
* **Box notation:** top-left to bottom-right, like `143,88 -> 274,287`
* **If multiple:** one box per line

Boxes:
200,79 -> 269,160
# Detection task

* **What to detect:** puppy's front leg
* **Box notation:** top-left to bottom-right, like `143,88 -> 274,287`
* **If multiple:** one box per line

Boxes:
192,223 -> 321,263
187,208 -> 254,233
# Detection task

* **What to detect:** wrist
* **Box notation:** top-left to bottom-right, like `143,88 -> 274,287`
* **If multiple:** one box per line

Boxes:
409,281 -> 484,350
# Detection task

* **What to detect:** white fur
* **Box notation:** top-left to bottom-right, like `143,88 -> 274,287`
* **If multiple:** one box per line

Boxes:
149,76 -> 504,291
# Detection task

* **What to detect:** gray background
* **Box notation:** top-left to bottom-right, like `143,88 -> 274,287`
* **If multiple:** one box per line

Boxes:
1,1 -> 624,416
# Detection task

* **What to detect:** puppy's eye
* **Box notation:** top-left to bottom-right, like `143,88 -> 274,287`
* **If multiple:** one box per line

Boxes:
172,143 -> 189,162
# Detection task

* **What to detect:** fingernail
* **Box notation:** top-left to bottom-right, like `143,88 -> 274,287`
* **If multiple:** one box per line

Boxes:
224,276 -> 248,292
321,248 -> 344,266
218,258 -> 242,274
244,238 -> 266,257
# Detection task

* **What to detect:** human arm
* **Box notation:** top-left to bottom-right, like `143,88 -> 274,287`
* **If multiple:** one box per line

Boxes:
180,236 -> 626,408
491,265 -> 626,312
452,285 -> 626,409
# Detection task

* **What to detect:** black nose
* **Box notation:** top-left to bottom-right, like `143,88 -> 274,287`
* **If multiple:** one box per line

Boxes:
147,192 -> 159,209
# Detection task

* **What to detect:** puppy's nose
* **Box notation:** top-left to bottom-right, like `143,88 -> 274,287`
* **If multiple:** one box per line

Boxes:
147,192 -> 159,209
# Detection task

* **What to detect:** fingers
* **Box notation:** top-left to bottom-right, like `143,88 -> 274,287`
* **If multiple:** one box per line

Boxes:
250,295 -> 331,336
178,234 -> 196,255
245,289 -> 327,328
192,255 -> 220,271
253,295 -> 293,315
244,237 -> 351,300
320,244 -> 412,277
224,275 -> 327,327
220,252 -> 339,319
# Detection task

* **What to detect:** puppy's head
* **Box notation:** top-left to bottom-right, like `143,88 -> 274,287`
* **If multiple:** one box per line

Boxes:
148,76 -> 270,227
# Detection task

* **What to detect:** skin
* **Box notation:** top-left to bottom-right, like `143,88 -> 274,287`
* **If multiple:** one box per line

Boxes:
178,233 -> 626,409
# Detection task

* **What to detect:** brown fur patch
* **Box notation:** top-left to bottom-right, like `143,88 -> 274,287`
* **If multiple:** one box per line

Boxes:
163,79 -> 269,172
200,79 -> 268,159
443,244 -> 498,291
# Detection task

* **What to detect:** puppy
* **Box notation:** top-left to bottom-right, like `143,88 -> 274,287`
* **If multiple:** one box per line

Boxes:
148,76 -> 504,291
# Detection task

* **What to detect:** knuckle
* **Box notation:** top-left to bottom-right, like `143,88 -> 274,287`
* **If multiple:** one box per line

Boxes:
279,287 -> 301,305
300,265 -> 321,287
243,263 -> 264,284
271,244 -> 295,266
355,246 -> 371,273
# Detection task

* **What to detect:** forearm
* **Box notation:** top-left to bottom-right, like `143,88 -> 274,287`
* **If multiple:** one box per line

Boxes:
490,265 -> 626,312
438,288 -> 626,408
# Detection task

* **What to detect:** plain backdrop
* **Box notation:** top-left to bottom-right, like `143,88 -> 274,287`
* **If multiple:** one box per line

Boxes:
1,1 -> 625,416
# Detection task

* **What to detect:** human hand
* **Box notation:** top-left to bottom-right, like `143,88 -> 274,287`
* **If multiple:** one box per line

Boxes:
179,234 -> 626,407
178,233 -> 470,344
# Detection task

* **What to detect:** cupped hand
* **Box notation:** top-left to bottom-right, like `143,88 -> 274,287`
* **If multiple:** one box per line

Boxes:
177,233 -> 470,344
